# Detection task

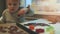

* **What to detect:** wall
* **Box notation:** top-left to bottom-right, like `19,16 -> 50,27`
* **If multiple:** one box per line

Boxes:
0,0 -> 6,17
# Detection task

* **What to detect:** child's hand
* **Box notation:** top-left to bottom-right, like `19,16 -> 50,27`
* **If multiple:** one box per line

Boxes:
18,5 -> 31,16
18,8 -> 27,16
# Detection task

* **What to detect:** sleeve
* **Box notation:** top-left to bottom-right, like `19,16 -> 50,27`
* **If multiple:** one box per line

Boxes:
0,9 -> 6,23
25,8 -> 34,16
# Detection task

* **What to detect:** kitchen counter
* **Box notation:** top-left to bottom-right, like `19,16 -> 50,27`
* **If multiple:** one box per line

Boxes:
34,11 -> 60,15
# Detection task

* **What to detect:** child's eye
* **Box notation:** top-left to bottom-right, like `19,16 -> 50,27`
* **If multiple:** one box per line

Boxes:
8,3 -> 11,6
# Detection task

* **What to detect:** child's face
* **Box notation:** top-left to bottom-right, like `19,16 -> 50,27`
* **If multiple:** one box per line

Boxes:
7,0 -> 20,13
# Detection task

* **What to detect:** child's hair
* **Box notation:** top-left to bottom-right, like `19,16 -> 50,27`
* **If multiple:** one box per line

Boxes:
6,0 -> 21,3
6,0 -> 21,7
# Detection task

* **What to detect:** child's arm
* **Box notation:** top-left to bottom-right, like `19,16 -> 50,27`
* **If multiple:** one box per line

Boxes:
17,6 -> 34,22
0,10 -> 6,23
18,5 -> 34,17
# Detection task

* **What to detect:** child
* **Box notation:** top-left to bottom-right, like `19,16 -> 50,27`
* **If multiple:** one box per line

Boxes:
0,0 -> 34,23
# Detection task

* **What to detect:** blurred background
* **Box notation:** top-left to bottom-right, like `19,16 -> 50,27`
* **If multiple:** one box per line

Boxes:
0,0 -> 60,16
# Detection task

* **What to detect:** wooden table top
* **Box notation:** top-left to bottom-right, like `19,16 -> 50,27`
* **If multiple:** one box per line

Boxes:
0,23 -> 29,34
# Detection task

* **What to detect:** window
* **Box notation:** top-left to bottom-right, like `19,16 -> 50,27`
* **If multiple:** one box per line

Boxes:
57,0 -> 60,3
31,0 -> 57,12
25,0 -> 32,7
20,0 -> 32,7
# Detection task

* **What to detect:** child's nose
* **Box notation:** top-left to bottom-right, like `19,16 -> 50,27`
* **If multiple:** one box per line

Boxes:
11,5 -> 14,8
